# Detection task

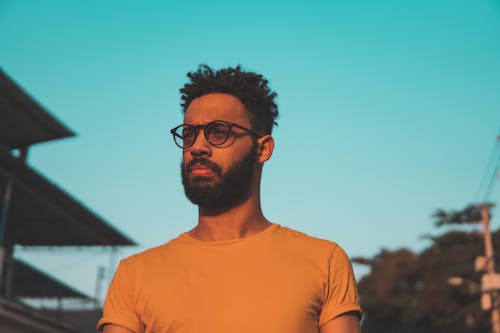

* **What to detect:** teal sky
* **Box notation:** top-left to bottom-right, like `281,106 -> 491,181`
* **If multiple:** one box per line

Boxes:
1,0 -> 500,300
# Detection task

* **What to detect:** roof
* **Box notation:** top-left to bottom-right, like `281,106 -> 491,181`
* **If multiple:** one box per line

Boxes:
0,68 -> 75,149
0,297 -> 84,333
0,144 -> 136,246
42,309 -> 102,333
11,259 -> 92,299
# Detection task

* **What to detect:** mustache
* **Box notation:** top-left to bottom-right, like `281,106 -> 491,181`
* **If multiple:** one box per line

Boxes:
186,158 -> 222,175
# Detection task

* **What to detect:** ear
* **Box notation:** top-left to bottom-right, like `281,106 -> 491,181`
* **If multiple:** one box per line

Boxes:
256,135 -> 274,164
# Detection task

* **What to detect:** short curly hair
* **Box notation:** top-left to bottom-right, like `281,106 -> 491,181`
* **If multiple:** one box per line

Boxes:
180,64 -> 279,135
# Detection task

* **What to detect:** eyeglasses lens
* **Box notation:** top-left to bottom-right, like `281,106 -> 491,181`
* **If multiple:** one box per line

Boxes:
174,122 -> 231,148
206,122 -> 230,145
180,126 -> 195,147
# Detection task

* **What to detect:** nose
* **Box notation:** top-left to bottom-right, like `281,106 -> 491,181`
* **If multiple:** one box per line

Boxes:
189,130 -> 212,157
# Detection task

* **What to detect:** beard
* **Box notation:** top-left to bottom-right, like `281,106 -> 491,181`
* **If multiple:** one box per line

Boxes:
181,145 -> 257,211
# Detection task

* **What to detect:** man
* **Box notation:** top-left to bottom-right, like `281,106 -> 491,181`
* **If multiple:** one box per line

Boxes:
98,65 -> 362,333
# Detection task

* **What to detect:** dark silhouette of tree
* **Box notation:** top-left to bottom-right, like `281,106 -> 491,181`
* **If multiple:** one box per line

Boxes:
433,203 -> 494,226
354,205 -> 499,333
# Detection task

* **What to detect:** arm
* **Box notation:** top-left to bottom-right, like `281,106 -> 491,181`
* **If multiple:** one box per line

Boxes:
319,245 -> 362,331
320,313 -> 361,333
97,261 -> 143,333
102,324 -> 136,333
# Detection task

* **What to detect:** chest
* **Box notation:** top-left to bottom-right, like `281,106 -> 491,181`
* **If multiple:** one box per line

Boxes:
136,250 -> 325,333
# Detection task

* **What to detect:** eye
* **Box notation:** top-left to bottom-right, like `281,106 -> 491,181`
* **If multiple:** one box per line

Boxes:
214,128 -> 228,136
182,127 -> 195,138
207,123 -> 230,143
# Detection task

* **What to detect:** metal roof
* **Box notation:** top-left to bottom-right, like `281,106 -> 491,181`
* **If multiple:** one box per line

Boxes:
0,144 -> 136,246
11,259 -> 92,299
0,297 -> 85,333
0,68 -> 75,149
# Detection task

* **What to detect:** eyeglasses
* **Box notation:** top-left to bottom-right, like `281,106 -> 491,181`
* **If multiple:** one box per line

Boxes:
170,120 -> 260,149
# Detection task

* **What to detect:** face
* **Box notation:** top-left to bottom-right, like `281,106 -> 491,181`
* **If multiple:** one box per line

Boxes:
180,93 -> 259,210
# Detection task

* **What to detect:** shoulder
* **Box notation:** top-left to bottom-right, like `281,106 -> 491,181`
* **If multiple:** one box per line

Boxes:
272,225 -> 352,268
119,234 -> 188,270
274,225 -> 341,254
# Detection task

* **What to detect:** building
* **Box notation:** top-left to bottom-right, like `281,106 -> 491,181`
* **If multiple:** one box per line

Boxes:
0,68 -> 136,333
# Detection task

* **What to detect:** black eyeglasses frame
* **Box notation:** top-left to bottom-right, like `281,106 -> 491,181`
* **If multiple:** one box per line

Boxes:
170,120 -> 261,149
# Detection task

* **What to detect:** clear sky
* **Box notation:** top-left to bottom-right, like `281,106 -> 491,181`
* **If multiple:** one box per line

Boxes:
1,0 -> 500,301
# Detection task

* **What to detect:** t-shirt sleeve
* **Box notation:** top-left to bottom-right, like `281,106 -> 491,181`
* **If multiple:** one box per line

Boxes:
318,244 -> 362,327
97,260 -> 144,333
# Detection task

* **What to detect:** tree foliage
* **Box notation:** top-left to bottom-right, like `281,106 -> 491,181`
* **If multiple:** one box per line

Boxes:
354,223 -> 500,332
433,203 -> 494,227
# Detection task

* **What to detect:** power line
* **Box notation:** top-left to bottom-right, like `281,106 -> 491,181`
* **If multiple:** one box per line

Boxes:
485,151 -> 500,201
476,132 -> 500,201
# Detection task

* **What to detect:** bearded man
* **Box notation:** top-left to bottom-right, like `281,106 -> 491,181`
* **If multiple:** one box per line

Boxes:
98,65 -> 362,333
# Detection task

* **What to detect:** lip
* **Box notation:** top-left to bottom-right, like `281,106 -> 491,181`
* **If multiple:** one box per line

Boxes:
189,164 -> 215,176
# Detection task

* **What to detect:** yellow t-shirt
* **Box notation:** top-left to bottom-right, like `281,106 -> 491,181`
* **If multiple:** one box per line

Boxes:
97,224 -> 361,333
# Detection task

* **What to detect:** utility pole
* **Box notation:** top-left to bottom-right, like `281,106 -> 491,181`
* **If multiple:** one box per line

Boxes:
481,204 -> 500,333
94,265 -> 106,307
442,203 -> 500,333
446,133 -> 500,332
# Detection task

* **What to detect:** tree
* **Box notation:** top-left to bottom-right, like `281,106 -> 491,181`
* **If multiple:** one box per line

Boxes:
354,205 -> 498,333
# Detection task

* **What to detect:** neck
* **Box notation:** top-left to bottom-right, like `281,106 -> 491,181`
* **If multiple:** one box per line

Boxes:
187,193 -> 272,242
